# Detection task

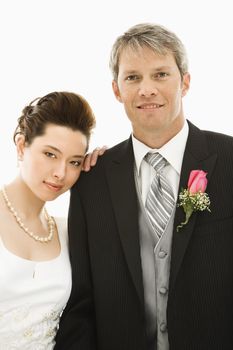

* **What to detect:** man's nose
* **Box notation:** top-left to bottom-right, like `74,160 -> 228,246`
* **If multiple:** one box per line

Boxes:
138,79 -> 158,97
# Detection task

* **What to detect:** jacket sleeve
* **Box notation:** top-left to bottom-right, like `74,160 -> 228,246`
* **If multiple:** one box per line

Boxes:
54,182 -> 97,349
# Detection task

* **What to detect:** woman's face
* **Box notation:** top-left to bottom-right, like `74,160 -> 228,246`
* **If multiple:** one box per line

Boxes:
17,123 -> 87,201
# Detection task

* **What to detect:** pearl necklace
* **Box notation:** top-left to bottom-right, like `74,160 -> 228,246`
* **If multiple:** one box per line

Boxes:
1,186 -> 55,243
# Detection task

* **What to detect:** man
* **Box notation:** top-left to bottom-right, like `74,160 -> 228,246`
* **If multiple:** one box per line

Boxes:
55,23 -> 233,350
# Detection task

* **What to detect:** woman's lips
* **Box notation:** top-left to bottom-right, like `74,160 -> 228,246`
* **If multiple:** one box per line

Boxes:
44,181 -> 63,192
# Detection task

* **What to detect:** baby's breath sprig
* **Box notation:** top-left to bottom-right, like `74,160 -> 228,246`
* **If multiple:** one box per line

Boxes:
176,188 -> 211,232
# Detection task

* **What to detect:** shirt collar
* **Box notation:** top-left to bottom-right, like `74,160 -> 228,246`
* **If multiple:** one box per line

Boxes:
132,120 -> 189,176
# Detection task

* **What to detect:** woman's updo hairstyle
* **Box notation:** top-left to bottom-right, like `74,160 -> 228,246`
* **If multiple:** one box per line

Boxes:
13,91 -> 96,149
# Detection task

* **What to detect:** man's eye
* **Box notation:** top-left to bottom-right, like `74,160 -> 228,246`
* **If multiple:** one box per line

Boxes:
45,152 -> 56,158
126,75 -> 139,81
156,72 -> 168,79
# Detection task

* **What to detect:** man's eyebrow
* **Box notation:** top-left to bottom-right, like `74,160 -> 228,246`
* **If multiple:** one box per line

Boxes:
153,65 -> 173,71
123,66 -> 173,74
123,70 -> 138,75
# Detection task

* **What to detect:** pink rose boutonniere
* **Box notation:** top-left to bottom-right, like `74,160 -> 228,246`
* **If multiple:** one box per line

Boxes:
176,170 -> 211,232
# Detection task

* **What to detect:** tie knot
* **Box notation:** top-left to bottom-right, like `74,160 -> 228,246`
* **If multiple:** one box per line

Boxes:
145,152 -> 166,172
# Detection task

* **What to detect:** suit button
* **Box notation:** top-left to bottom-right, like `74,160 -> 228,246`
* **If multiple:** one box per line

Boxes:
160,322 -> 167,333
159,287 -> 168,295
158,250 -> 167,258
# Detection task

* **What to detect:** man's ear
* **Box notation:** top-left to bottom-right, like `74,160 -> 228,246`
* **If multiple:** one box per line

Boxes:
112,80 -> 123,102
15,134 -> 26,161
181,72 -> 191,97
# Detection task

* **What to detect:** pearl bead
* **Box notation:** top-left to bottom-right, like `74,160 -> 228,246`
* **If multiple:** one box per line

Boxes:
1,186 -> 54,243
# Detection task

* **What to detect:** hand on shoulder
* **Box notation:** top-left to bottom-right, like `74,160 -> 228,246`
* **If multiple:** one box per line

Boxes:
82,146 -> 108,172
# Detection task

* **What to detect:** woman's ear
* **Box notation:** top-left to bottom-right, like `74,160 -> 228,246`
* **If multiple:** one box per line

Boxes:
15,134 -> 26,161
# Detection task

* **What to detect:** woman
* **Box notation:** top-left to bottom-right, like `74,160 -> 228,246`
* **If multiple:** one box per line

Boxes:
0,91 -> 105,349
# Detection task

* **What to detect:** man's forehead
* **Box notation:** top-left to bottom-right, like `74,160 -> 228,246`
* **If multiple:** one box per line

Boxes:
118,46 -> 176,68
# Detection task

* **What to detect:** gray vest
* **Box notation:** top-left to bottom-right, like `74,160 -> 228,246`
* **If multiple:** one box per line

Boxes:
135,168 -> 175,350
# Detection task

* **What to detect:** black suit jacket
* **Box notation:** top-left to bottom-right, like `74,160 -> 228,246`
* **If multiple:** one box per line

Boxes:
55,121 -> 233,350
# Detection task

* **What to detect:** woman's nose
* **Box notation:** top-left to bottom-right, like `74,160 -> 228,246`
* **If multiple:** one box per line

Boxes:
52,163 -> 66,180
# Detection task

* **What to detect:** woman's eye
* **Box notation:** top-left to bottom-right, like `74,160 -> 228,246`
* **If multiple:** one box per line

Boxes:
70,160 -> 81,167
45,152 -> 56,158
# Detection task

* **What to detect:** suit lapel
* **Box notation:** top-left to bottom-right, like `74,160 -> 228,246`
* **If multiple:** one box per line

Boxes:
105,138 -> 145,306
169,121 -> 217,292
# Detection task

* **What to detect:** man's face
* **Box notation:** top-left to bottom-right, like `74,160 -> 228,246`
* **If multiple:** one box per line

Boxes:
112,46 -> 190,147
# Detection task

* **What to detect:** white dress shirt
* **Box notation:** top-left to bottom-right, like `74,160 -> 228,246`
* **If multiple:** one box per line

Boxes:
132,120 -> 189,204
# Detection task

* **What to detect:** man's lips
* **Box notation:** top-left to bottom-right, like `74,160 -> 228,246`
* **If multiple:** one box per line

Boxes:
137,103 -> 164,109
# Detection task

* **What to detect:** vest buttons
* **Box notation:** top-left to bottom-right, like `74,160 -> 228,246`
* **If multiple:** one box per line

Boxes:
158,250 -> 167,258
159,287 -> 168,295
160,322 -> 167,333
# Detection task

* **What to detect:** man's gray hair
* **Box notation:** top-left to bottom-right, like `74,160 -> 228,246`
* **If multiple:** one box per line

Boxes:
109,23 -> 188,81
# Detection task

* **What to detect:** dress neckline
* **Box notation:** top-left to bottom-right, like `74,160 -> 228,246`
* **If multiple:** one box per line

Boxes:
0,217 -> 63,263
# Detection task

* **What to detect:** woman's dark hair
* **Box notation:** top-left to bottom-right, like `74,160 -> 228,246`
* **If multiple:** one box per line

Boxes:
14,91 -> 96,149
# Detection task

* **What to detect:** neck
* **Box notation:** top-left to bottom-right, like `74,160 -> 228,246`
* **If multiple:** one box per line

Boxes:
134,118 -> 185,149
5,178 -> 45,219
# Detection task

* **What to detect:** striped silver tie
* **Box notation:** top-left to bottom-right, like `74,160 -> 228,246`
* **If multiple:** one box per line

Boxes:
145,152 -> 175,239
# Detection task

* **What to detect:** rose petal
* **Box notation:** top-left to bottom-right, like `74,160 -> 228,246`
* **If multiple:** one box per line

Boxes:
196,177 -> 208,192
188,170 -> 208,193
188,170 -> 200,188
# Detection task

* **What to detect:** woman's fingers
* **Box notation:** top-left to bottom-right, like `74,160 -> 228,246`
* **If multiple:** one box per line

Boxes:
82,146 -> 108,171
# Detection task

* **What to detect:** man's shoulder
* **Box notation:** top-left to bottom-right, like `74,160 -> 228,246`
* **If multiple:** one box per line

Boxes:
203,128 -> 233,150
188,120 -> 233,151
104,138 -> 132,156
77,137 -> 132,183
93,137 -> 133,166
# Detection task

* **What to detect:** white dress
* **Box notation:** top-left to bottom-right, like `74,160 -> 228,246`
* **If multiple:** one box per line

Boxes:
0,217 -> 71,350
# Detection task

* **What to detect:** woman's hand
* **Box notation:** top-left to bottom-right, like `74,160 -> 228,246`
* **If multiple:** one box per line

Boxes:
82,146 -> 108,172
